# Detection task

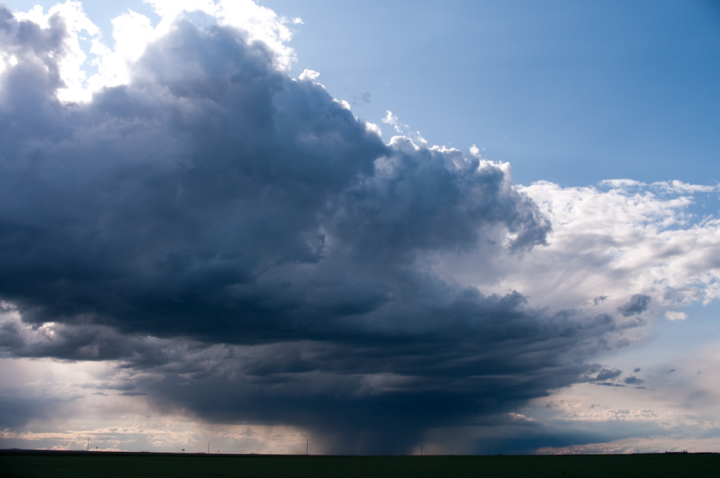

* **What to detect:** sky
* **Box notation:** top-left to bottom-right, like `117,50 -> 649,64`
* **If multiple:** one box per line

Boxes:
0,0 -> 719,455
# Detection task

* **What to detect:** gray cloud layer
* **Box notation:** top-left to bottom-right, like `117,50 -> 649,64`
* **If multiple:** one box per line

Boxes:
0,8 -> 637,453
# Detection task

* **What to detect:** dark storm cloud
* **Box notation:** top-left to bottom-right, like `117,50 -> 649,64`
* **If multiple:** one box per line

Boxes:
0,8 -> 636,453
0,394 -> 62,428
618,294 -> 651,317
594,368 -> 622,381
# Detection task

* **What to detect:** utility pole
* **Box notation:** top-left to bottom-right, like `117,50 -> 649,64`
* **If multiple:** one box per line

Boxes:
87,438 -> 90,452
208,441 -> 210,454
306,439 -> 308,455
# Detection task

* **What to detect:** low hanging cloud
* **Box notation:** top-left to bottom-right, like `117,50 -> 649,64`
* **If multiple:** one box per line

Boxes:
0,1 -> 718,455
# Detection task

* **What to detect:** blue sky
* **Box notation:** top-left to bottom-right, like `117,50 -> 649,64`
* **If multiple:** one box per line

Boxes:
0,0 -> 719,455
264,0 -> 720,187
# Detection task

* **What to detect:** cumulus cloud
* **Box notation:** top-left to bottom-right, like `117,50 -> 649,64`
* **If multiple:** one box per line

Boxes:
382,110 -> 403,133
298,68 -> 319,81
382,109 -> 398,125
0,0 -> 718,455
0,1 -> 609,454
665,311 -> 687,321
455,180 -> 720,316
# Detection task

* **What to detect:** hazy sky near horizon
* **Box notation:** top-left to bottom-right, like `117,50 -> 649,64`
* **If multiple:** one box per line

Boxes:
0,0 -> 719,455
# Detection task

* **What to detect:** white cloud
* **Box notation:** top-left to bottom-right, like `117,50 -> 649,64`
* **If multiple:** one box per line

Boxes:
364,121 -> 381,136
382,110 -> 407,134
437,180 -> 720,316
145,0 -> 297,69
10,0 -> 299,103
652,180 -> 719,194
87,9 -> 156,91
599,179 -> 646,188
299,69 -> 320,81
666,311 -> 688,321
382,110 -> 398,125
13,1 -> 100,102
332,98 -> 351,110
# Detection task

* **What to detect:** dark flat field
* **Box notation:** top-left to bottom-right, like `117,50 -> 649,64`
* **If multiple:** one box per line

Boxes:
1,450 -> 719,478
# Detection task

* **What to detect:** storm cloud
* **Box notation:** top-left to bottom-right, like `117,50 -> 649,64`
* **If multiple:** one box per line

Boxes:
618,294 -> 651,317
0,6 -> 640,453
